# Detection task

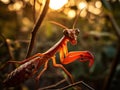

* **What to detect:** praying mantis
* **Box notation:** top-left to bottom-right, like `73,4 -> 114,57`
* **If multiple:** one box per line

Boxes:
3,21 -> 94,88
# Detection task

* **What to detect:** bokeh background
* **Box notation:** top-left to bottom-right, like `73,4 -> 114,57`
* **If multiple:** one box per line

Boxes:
0,0 -> 120,90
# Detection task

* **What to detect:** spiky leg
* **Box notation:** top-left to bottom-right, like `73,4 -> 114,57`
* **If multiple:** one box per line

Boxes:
35,60 -> 48,88
52,56 -> 74,84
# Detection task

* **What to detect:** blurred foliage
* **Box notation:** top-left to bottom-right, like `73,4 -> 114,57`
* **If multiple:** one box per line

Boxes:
0,0 -> 120,90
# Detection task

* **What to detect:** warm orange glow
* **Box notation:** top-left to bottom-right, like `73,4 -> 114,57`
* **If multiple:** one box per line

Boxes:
67,10 -> 76,18
29,0 -> 34,6
80,9 -> 87,18
21,17 -> 32,32
95,1 -> 102,8
8,1 -> 23,11
88,5 -> 101,15
1,0 -> 10,4
29,0 -> 43,11
35,2 -> 41,11
24,0 -> 29,3
8,4 -> 14,11
13,1 -> 23,11
78,1 -> 87,10
49,0 -> 68,10
22,17 -> 31,26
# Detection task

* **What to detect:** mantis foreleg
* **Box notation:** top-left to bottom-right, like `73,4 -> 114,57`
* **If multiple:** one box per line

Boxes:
52,56 -> 74,84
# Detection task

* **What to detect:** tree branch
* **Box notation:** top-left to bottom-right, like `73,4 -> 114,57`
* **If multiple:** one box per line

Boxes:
38,79 -> 66,90
0,34 -> 14,60
107,13 -> 120,38
26,0 -> 50,58
59,81 -> 95,90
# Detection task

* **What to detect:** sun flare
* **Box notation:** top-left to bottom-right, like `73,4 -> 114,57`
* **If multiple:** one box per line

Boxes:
49,0 -> 68,10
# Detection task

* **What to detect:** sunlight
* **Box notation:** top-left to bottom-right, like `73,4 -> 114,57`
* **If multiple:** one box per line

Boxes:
1,0 -> 10,4
78,1 -> 87,10
24,0 -> 29,2
8,4 -> 14,11
95,1 -> 102,8
13,1 -> 23,11
80,9 -> 87,18
21,17 -> 32,32
35,2 -> 41,11
67,10 -> 76,18
88,5 -> 101,15
49,0 -> 68,10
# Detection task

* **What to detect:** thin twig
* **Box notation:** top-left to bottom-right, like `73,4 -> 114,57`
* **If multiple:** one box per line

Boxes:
0,34 -> 15,71
26,0 -> 50,58
108,13 -> 120,38
0,34 -> 14,60
59,81 -> 95,90
38,79 -> 66,90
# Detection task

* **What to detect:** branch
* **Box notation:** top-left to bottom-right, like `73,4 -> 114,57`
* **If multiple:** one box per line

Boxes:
26,0 -> 50,58
107,13 -> 120,38
38,80 -> 94,90
0,34 -> 14,60
38,79 -> 66,90
59,81 -> 95,90
0,34 -> 15,71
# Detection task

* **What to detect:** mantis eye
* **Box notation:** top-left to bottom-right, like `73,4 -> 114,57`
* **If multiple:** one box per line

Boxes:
63,30 -> 69,36
75,28 -> 80,35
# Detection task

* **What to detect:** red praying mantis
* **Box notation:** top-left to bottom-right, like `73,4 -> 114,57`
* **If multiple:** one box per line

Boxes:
3,21 -> 94,88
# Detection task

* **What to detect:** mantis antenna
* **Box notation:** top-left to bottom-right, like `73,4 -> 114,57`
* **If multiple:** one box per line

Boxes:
72,9 -> 84,29
49,21 -> 68,29
50,9 -> 84,30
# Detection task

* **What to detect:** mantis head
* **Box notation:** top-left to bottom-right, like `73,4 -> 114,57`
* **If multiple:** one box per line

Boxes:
63,28 -> 80,45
